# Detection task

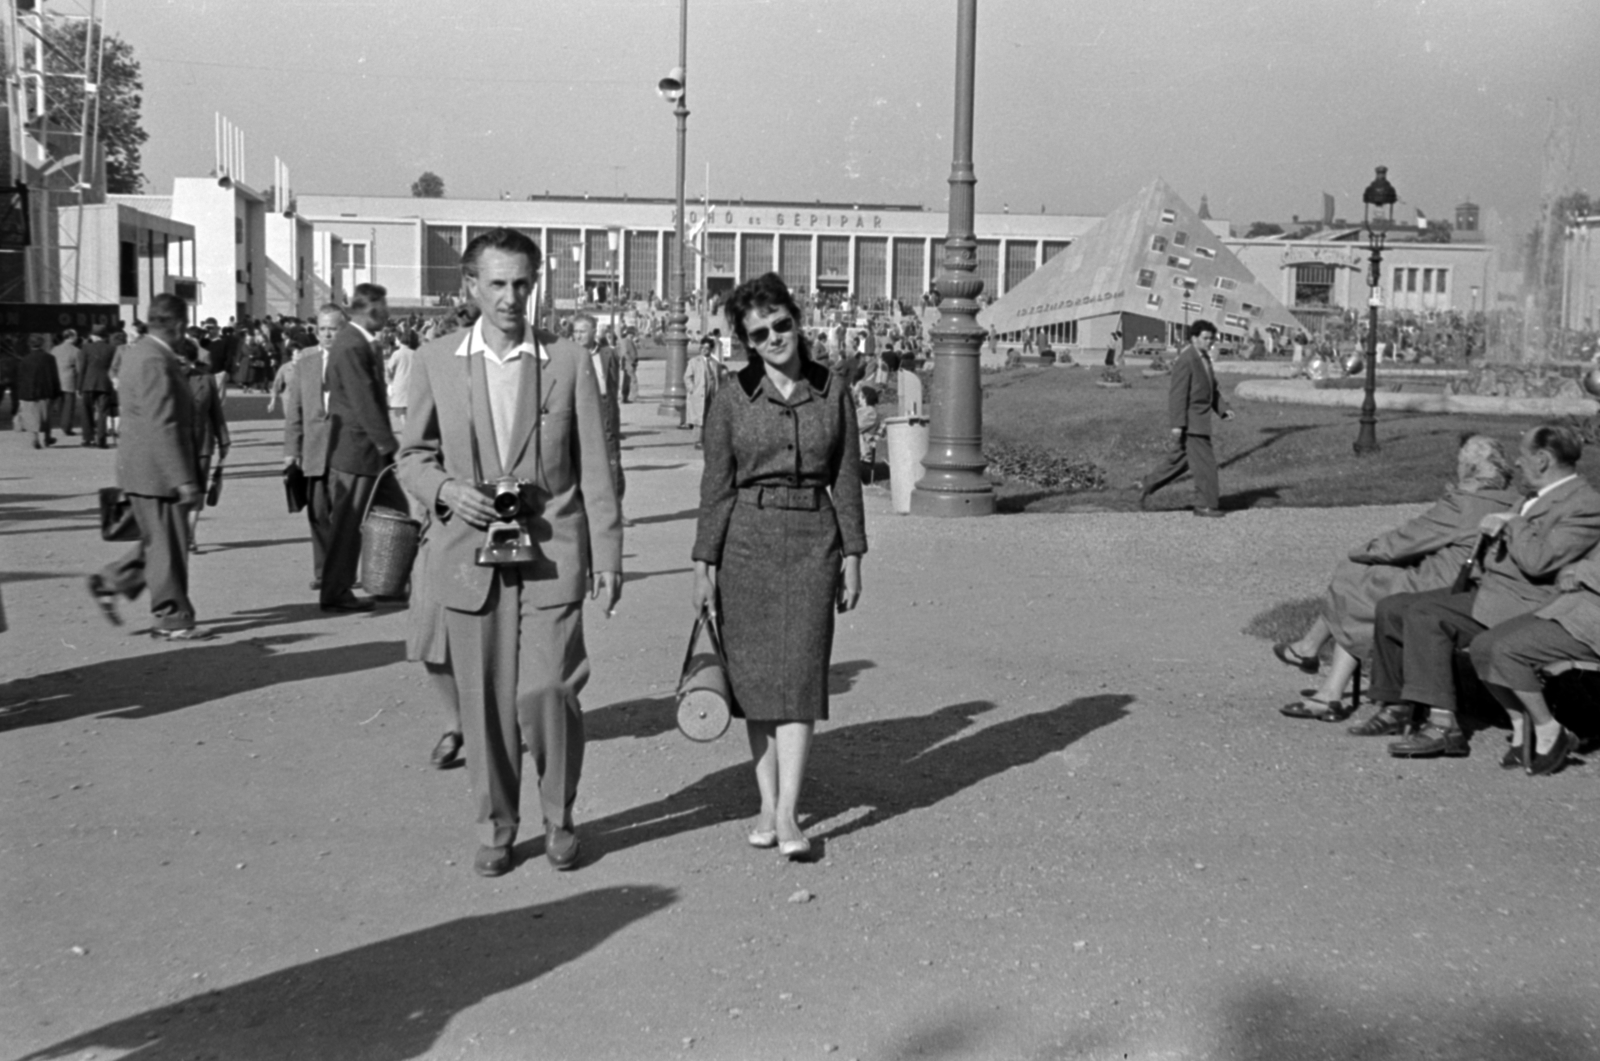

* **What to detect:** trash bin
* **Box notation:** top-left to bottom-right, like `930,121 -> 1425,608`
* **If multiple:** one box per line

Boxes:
884,416 -> 929,515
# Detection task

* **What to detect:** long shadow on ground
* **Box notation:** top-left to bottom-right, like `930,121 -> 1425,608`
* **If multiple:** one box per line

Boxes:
0,634 -> 403,733
18,887 -> 678,1061
561,694 -> 1132,865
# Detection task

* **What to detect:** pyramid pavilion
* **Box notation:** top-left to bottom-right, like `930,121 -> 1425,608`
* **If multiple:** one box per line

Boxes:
979,179 -> 1303,351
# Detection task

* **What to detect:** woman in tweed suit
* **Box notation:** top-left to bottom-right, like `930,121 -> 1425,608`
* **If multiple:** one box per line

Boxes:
692,273 -> 867,861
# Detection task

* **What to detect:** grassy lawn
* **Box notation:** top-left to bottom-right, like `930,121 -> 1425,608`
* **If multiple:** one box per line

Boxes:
970,366 -> 1600,513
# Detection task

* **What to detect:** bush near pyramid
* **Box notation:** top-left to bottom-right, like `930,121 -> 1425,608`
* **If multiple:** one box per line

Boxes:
980,179 -> 1303,352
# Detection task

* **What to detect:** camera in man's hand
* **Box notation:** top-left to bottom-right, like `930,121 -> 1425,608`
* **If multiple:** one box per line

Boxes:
475,476 -> 542,567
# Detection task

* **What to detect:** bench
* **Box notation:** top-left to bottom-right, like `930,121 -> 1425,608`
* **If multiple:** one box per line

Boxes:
1451,651 -> 1600,744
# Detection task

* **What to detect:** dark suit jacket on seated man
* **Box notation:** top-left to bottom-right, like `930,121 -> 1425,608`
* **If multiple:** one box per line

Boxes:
1138,319 -> 1232,517
90,295 -> 202,637
1361,425 -> 1600,759
321,286 -> 398,612
283,307 -> 345,591
397,228 -> 621,879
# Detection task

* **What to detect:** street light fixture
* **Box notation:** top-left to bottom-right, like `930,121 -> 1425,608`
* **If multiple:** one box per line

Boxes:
1354,165 -> 1396,456
657,1 -> 689,423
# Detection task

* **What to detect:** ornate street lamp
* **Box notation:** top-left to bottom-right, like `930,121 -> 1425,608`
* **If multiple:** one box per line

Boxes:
1354,165 -> 1396,455
656,0 -> 689,422
910,0 -> 994,516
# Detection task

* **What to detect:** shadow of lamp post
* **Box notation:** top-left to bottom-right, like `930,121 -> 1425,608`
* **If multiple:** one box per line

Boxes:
910,0 -> 995,517
1354,165 -> 1397,456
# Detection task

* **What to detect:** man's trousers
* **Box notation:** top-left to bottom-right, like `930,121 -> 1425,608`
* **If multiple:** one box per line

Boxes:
442,573 -> 588,848
100,493 -> 195,630
1470,612 -> 1600,693
1140,431 -> 1219,510
320,468 -> 375,605
1369,588 -> 1484,712
305,474 -> 334,587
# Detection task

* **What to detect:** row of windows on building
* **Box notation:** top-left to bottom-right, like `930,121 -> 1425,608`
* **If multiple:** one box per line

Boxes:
409,225 -> 1070,302
1394,266 -> 1448,294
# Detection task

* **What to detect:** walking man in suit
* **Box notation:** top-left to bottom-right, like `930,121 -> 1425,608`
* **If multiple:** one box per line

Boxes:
572,314 -> 625,507
88,294 -> 202,638
77,324 -> 117,448
321,284 -> 397,613
50,329 -> 80,435
1138,319 -> 1231,517
1360,425 -> 1600,758
617,325 -> 640,403
397,228 -> 621,877
284,305 -> 345,593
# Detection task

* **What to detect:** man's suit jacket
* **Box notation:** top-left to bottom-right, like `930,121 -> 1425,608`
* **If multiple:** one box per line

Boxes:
1167,343 -> 1224,436
397,326 -> 622,613
617,334 -> 639,368
51,341 -> 79,391
283,346 -> 333,478
115,337 -> 196,498
590,343 -> 623,462
14,348 -> 61,402
1534,545 -> 1600,655
78,340 -> 116,394
1473,475 -> 1600,628
325,323 -> 397,476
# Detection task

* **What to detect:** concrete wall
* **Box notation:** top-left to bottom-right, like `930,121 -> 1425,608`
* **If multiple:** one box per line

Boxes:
170,178 -> 267,325
1228,238 -> 1498,317
56,204 -> 196,315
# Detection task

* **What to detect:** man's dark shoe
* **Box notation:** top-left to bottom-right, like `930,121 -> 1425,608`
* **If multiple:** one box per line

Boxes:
1348,705 -> 1413,737
546,824 -> 580,870
1388,721 -> 1469,758
309,578 -> 322,592
1528,726 -> 1578,777
429,731 -> 463,769
320,596 -> 375,613
1501,731 -> 1529,770
1193,507 -> 1225,518
473,844 -> 513,877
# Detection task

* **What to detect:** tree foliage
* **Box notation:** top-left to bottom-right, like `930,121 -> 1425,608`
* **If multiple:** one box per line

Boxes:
411,172 -> 445,198
1244,221 -> 1284,238
40,17 -> 148,194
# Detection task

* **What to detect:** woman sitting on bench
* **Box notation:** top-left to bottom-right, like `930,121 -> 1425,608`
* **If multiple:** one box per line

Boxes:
1275,435 -> 1520,721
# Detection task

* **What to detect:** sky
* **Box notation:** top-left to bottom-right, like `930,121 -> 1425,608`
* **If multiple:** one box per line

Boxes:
82,0 -> 1600,238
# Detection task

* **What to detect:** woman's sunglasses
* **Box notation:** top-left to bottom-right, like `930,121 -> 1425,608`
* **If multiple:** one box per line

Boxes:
746,317 -> 795,347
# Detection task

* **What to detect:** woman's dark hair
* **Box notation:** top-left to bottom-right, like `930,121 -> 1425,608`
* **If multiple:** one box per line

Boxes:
858,385 -> 880,407
723,272 -> 810,360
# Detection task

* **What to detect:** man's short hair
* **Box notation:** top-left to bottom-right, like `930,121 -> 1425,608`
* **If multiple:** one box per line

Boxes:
317,302 -> 347,320
1187,320 -> 1218,340
350,284 -> 387,314
60,328 -> 78,342
461,227 -> 543,277
572,313 -> 597,329
148,293 -> 188,325
1529,424 -> 1584,467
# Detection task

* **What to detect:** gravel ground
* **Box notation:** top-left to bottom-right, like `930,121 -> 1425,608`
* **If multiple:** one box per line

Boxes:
3,364 -> 1598,1061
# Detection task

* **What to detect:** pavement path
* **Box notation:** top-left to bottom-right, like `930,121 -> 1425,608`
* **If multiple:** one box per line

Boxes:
3,363 -> 1598,1061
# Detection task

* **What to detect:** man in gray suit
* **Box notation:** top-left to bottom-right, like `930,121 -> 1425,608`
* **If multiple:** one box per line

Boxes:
50,329 -> 80,436
572,314 -> 625,507
1137,319 -> 1232,517
284,305 -> 345,592
88,294 -> 202,639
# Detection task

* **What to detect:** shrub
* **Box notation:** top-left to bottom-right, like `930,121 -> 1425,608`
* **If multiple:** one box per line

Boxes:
983,441 -> 1107,491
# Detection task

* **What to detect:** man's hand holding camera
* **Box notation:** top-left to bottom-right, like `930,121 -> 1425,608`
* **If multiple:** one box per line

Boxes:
440,478 -> 500,529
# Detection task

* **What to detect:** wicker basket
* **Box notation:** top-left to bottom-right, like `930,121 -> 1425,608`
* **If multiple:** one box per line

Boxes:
359,468 -> 419,599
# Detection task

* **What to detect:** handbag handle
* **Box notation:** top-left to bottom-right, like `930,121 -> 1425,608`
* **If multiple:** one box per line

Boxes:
360,463 -> 408,525
679,604 -> 726,684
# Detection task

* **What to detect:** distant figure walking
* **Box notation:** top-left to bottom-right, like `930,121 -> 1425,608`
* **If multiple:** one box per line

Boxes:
1137,320 -> 1232,518
14,340 -> 62,449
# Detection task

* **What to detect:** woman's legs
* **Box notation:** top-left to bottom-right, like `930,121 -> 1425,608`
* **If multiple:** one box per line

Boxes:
1290,617 -> 1332,660
747,720 -> 814,841
1311,643 -> 1361,703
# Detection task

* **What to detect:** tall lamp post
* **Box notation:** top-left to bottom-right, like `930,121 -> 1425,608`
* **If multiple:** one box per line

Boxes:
656,0 -> 689,422
910,0 -> 994,517
1354,165 -> 1397,456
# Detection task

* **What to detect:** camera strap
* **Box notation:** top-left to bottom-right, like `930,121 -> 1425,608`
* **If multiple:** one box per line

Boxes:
461,323 -> 548,496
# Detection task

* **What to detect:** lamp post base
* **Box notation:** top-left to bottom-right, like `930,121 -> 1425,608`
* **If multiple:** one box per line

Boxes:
909,485 -> 996,517
657,398 -> 685,421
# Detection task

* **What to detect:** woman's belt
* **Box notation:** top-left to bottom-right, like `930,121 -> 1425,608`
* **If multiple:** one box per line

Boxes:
737,484 -> 826,511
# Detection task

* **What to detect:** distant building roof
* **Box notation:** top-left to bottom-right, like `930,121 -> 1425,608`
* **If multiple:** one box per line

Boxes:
107,194 -> 172,219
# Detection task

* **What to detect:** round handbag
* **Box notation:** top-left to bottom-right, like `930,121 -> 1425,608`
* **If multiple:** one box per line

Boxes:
676,607 -> 732,742
358,466 -> 420,600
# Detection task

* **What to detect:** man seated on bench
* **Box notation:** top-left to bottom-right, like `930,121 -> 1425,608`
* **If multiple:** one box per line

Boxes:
1359,425 -> 1600,760
1468,542 -> 1600,776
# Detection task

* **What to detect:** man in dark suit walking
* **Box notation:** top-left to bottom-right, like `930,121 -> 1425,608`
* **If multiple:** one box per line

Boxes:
321,284 -> 397,612
573,314 -> 625,507
77,324 -> 117,448
616,325 -> 640,403
1138,319 -> 1231,517
88,294 -> 202,638
283,305 -> 345,593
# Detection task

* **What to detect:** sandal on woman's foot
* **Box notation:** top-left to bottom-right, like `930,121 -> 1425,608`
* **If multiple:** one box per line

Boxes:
1273,642 -> 1321,674
1280,696 -> 1354,722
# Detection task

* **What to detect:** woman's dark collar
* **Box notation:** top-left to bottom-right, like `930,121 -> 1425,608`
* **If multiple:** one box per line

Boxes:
738,357 -> 831,401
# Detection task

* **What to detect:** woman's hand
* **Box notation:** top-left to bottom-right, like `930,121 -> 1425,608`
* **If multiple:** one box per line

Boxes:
692,561 -> 719,617
837,555 -> 862,613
